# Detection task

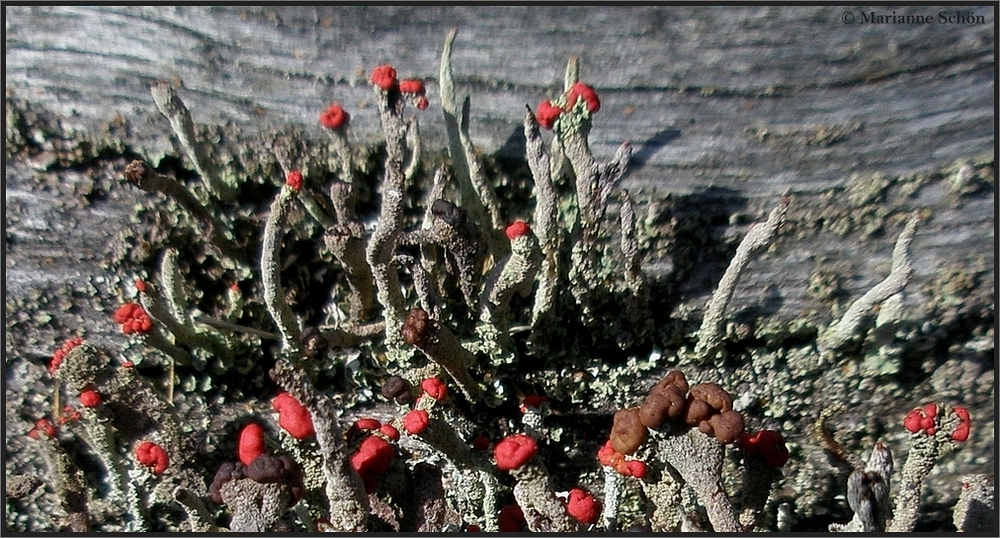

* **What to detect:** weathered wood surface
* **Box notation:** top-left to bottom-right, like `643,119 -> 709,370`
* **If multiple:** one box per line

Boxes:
6,4 -> 994,347
4,5 -> 995,530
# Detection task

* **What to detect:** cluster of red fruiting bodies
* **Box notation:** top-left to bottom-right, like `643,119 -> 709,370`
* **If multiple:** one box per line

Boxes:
738,430 -> 790,469
904,402 -> 971,442
316,58 -> 600,212
349,376 -> 448,492
135,441 -> 170,475
504,220 -> 532,241
597,440 -> 648,478
272,392 -> 315,439
369,64 -> 429,110
318,63 -> 429,133
319,104 -> 350,130
27,418 -> 58,440
492,433 -> 602,527
53,303 -> 146,372
113,302 -> 153,335
47,336 -> 84,375
535,81 -> 602,129
284,170 -> 304,192
78,388 -> 102,408
230,378 -> 450,495
494,434 -> 538,471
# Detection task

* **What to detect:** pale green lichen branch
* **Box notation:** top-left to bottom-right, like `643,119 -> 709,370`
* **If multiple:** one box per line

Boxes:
653,429 -> 740,532
523,107 -> 561,329
952,474 -> 994,532
404,116 -> 423,182
481,232 -> 541,320
220,480 -> 290,532
641,465 -> 684,532
272,137 -> 335,228
819,210 -> 921,352
122,159 -> 245,263
261,185 -> 303,356
439,28 -> 499,253
173,487 -> 217,532
159,249 -> 233,360
620,193 -> 649,322
594,143 -> 633,225
738,459 -> 784,531
545,56 -> 579,182
458,95 -> 505,235
695,196 -> 788,360
886,405 -> 963,532
323,123 -> 355,182
74,410 -> 143,530
270,360 -> 369,531
557,114 -> 631,239
325,180 -> 375,323
159,248 -> 192,327
298,185 -> 336,229
367,79 -> 410,354
510,459 -> 582,532
138,281 -> 198,366
601,465 -> 624,531
36,436 -> 92,531
149,82 -> 237,201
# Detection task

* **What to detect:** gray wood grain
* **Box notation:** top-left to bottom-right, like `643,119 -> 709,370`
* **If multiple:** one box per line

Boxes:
6,4 -> 993,323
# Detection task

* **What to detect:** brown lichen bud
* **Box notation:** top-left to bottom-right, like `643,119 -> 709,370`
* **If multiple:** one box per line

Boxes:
684,398 -> 715,427
380,375 -> 414,405
610,407 -> 647,455
431,199 -> 467,228
209,461 -> 246,504
124,160 -> 150,186
689,382 -> 733,413
402,308 -> 435,348
658,370 -> 689,394
698,419 -> 716,437
400,308 -> 483,402
708,410 -> 744,444
640,383 -> 688,428
245,454 -> 305,504
639,391 -> 670,429
298,327 -> 327,359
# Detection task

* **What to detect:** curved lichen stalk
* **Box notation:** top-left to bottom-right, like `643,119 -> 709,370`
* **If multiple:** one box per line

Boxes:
439,28 -> 505,258
620,193 -> 649,324
122,159 -> 247,264
819,210 -> 921,353
523,107 -> 561,330
366,72 -> 410,356
150,82 -> 237,202
695,196 -> 789,360
270,360 -> 369,531
261,184 -> 303,356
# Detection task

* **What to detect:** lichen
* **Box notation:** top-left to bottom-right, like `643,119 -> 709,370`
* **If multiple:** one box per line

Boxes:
4,26 -> 993,534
